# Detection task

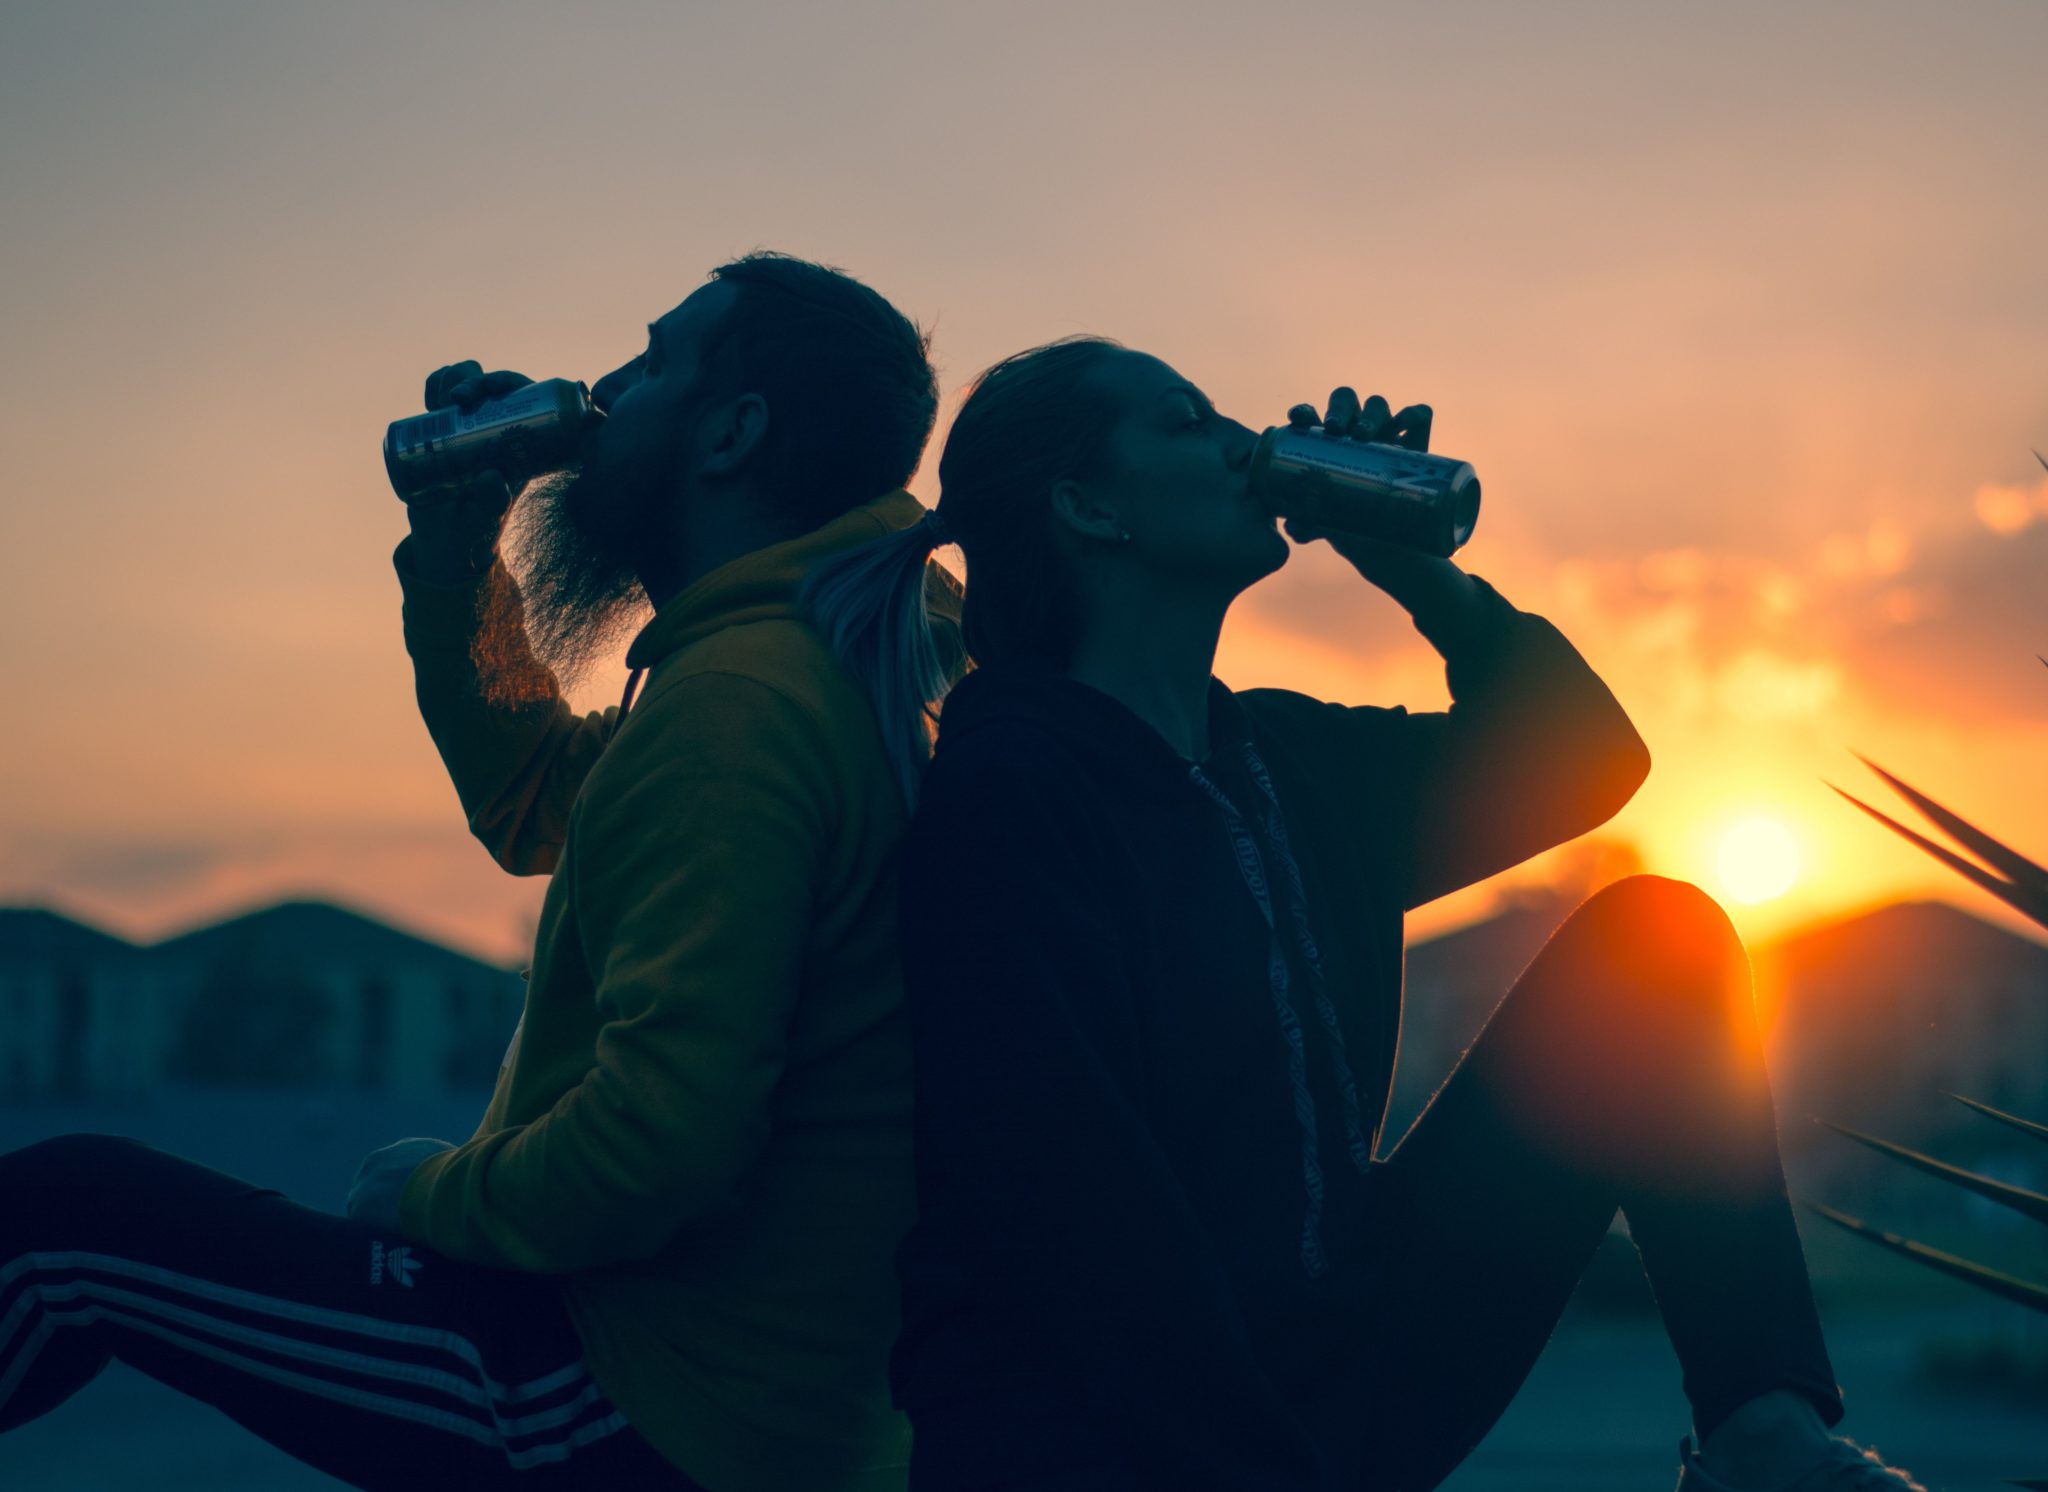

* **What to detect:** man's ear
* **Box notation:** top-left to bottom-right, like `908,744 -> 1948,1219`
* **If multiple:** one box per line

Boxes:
1048,477 -> 1127,546
700,393 -> 770,478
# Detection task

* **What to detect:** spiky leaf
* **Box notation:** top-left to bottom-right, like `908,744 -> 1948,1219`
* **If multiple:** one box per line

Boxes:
1851,755 -> 2048,909
1801,1201 -> 2048,1314
1814,1117 -> 2048,1225
1829,785 -> 2048,927
1943,1091 -> 2048,1146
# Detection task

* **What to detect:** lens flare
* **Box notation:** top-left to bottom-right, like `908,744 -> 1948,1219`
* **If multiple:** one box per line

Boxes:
1717,817 -> 1801,904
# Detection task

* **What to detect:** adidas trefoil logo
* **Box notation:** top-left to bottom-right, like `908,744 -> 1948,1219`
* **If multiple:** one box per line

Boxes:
369,1241 -> 423,1288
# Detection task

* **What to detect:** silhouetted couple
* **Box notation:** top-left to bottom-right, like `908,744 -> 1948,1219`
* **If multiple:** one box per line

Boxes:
0,255 -> 1923,1492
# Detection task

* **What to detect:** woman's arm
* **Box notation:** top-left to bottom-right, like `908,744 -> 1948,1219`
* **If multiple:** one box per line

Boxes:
1254,537 -> 1649,911
901,747 -> 1330,1490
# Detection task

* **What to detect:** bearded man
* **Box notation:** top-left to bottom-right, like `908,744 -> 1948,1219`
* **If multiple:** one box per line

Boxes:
0,253 -> 959,1491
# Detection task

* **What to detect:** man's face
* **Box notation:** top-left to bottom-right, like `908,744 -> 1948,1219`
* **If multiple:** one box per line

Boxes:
497,280 -> 740,686
577,278 -> 741,547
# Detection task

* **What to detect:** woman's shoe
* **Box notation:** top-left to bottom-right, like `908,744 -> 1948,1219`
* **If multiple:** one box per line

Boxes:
1673,1431 -> 1930,1490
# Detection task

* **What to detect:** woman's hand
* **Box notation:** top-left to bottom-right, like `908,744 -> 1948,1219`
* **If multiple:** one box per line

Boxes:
1283,386 -> 1486,633
1286,386 -> 1432,451
1279,385 -> 1435,551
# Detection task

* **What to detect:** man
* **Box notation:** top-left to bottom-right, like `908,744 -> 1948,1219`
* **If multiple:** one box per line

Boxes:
0,253 -> 960,1490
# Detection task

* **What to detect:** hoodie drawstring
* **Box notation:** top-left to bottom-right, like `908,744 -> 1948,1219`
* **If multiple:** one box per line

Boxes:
619,666 -> 648,720
1188,740 -> 1373,1279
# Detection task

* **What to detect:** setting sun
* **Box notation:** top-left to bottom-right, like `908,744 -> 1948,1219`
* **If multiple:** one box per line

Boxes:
1717,818 -> 1802,905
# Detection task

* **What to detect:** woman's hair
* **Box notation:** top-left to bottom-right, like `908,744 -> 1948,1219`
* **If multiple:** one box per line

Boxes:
801,335 -> 1127,806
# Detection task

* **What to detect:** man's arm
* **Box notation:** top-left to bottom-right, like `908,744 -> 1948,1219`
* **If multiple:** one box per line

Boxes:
396,669 -> 826,1274
901,750 -> 1331,1491
397,535 -> 622,875
393,362 -> 617,875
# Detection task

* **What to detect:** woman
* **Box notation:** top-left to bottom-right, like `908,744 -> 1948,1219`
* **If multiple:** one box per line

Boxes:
804,338 -> 1922,1492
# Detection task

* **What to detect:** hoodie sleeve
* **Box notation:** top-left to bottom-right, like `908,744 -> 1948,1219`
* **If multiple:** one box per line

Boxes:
1249,574 -> 1649,912
395,538 -> 620,876
397,668 -> 826,1272
899,743 -> 1331,1491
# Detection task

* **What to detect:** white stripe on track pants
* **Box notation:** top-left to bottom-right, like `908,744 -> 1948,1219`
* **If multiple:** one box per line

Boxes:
0,1133 -> 701,1491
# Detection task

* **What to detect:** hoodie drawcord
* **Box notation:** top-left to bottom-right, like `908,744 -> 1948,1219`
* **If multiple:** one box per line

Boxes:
1188,741 -> 1373,1279
619,666 -> 647,720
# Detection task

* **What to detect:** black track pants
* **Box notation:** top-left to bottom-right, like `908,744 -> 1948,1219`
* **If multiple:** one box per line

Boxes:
0,1134 -> 702,1490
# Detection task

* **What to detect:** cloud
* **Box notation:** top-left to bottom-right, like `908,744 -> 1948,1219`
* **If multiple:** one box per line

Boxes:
1829,521 -> 2048,724
1232,475 -> 2046,743
1972,472 -> 2048,537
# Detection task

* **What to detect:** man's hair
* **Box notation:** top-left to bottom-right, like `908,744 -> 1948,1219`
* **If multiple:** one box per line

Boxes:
705,252 -> 939,529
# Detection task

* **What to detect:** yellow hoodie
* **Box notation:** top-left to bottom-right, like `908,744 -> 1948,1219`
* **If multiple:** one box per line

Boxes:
392,490 -> 958,1491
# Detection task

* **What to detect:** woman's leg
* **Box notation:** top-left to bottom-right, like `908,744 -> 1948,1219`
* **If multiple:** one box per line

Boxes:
1352,875 -> 1843,1491
0,1133 -> 697,1491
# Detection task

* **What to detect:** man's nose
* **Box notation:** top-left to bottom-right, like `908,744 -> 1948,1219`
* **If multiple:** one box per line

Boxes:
589,356 -> 641,415
1223,420 -> 1259,471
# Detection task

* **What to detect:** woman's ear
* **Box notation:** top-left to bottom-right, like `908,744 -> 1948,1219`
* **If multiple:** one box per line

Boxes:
700,393 -> 770,477
1049,477 -> 1129,547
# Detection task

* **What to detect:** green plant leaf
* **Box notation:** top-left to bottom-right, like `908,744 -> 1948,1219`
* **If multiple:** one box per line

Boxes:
1942,1091 -> 2048,1146
1801,1201 -> 2048,1313
1814,1117 -> 2048,1224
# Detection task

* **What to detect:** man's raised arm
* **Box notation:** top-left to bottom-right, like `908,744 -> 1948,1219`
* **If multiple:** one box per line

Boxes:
393,362 -> 619,876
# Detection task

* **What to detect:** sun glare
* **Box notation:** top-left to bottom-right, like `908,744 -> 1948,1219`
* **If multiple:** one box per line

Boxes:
1716,817 -> 1801,904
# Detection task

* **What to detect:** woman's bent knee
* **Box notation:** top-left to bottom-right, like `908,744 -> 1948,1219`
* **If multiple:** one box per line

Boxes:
1523,876 -> 1755,1047
1566,875 -> 1745,975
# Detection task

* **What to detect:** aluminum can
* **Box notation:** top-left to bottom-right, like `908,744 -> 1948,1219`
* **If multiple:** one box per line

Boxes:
383,378 -> 599,502
1247,426 -> 1480,558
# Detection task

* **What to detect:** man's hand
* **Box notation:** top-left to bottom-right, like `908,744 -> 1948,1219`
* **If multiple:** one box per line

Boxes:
399,360 -> 534,585
346,1137 -> 456,1230
1283,386 -> 1484,633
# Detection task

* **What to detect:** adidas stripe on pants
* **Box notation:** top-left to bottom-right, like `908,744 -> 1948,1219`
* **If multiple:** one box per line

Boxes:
0,1134 -> 702,1490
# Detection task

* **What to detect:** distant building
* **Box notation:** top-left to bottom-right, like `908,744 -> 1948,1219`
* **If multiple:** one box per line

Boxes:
0,901 -> 523,1100
0,910 -> 163,1100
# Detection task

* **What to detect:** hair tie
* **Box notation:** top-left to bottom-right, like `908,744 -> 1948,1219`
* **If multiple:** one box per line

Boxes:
921,507 -> 953,547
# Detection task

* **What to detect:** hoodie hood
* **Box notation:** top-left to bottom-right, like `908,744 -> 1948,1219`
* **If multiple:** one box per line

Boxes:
931,659 -> 1255,804
623,488 -> 955,672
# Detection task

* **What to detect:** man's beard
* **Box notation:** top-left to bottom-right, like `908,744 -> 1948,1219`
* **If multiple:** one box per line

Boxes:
473,464 -> 656,704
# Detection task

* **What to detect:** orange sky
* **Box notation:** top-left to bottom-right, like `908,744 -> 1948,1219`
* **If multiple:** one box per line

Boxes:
3,1 -> 2045,965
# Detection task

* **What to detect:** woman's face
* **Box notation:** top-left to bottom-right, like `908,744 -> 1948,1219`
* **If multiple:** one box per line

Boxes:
1073,349 -> 1291,598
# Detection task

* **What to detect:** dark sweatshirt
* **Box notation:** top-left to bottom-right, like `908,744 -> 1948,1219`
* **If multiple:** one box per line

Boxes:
890,576 -> 1651,1491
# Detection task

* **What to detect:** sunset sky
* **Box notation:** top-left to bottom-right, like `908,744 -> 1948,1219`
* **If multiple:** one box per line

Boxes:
3,1 -> 2045,965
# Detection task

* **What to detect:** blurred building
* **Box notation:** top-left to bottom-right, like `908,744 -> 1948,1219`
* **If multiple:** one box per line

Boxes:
0,901 -> 522,1100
